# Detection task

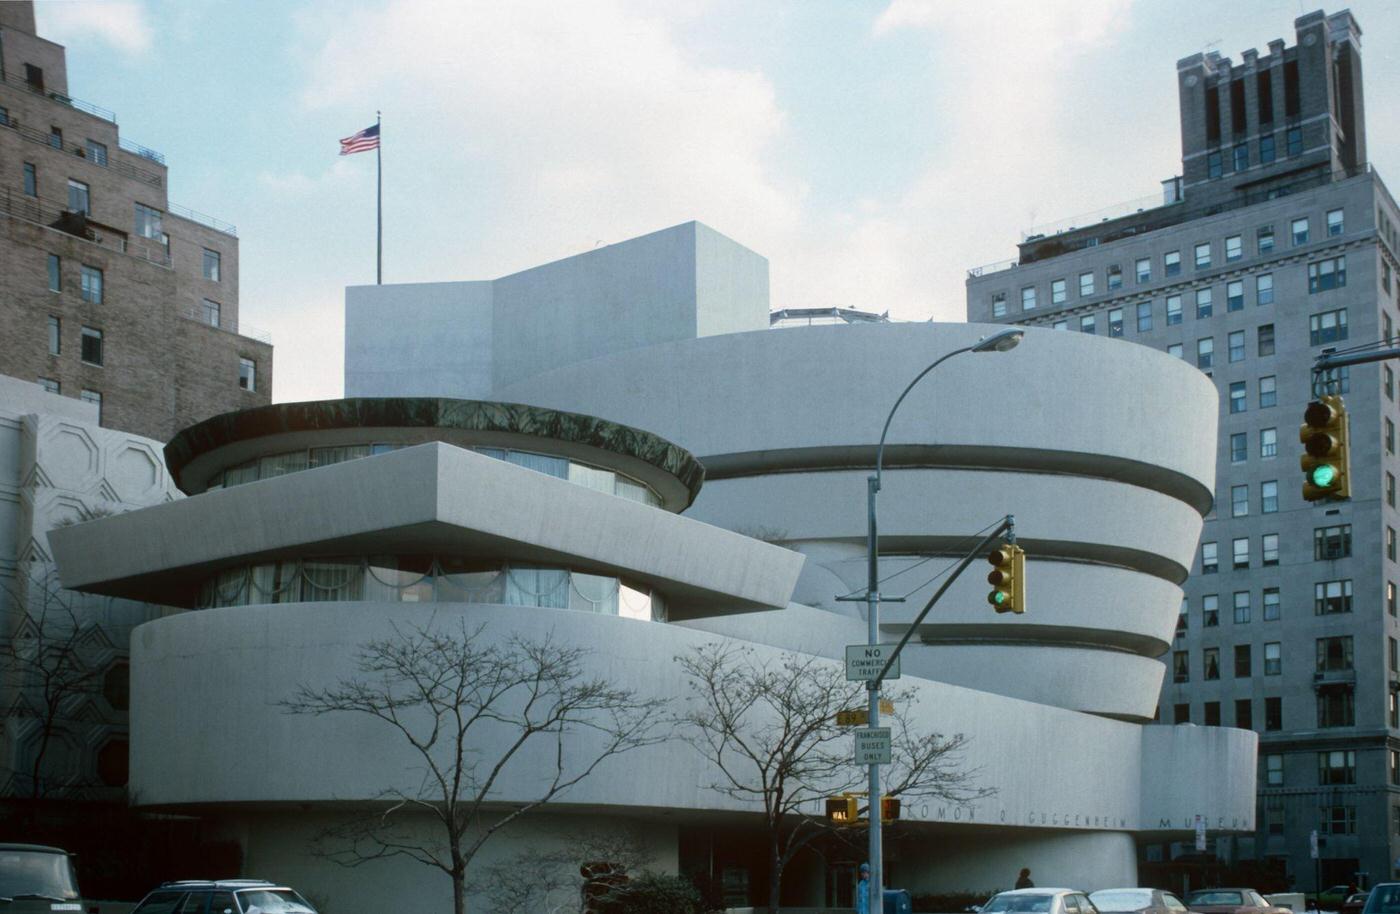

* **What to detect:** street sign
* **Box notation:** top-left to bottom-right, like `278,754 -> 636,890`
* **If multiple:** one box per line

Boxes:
1194,815 -> 1206,851
854,727 -> 892,765
1310,829 -> 1319,859
845,644 -> 901,681
835,699 -> 895,727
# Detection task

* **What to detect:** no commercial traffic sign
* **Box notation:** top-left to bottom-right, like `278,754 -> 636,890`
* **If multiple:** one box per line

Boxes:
845,644 -> 900,681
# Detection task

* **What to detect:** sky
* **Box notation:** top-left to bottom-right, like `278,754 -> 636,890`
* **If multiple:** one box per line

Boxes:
34,0 -> 1400,403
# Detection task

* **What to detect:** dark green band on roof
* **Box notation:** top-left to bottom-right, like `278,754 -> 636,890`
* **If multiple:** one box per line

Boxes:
164,398 -> 705,504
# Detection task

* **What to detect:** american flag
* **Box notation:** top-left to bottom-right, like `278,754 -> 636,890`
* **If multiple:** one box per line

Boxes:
339,123 -> 380,156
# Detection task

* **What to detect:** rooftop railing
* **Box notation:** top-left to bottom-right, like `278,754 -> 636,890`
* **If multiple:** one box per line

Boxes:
0,114 -> 163,188
0,68 -> 116,122
179,307 -> 270,344
118,137 -> 165,166
168,202 -> 237,237
966,259 -> 1019,279
0,187 -> 172,268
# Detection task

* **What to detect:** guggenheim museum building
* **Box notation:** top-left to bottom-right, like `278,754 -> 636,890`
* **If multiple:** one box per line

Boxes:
51,222 -> 1254,911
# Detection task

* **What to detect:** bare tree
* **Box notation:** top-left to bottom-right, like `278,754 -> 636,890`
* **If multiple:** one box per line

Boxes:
471,828 -> 653,914
676,641 -> 991,913
280,619 -> 668,914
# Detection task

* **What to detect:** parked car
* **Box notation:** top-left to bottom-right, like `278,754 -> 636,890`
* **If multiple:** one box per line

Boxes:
1186,889 -> 1292,914
1343,893 -> 1369,914
131,879 -> 318,914
1318,887 -> 1356,911
0,843 -> 84,913
982,888 -> 1101,914
1361,884 -> 1400,914
1092,888 -> 1192,914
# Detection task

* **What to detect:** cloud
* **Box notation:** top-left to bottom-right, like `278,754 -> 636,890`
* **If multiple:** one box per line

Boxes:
37,0 -> 153,56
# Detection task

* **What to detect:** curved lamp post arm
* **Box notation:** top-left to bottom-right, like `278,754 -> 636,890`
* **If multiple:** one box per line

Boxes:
872,345 -> 973,492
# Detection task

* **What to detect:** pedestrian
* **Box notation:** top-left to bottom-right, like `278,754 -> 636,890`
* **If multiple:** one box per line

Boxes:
857,862 -> 871,914
1016,868 -> 1035,889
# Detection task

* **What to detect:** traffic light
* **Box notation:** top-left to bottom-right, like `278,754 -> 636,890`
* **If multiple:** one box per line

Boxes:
881,796 -> 900,821
986,543 -> 1025,614
1300,395 -> 1351,501
826,795 -> 859,825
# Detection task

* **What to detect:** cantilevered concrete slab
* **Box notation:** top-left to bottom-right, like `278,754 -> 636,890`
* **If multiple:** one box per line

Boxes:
49,442 -> 803,619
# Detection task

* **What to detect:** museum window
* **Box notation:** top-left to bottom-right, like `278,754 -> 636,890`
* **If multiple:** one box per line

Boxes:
1231,485 -> 1249,517
1203,648 -> 1220,681
1256,273 -> 1274,305
1236,699 -> 1252,729
1230,433 -> 1247,464
67,179 -> 89,215
1314,580 -> 1352,615
1051,278 -> 1067,305
48,316 -> 60,356
80,326 -> 103,366
1197,338 -> 1213,369
1259,375 -> 1276,408
1318,750 -> 1356,785
1262,534 -> 1279,567
1201,542 -> 1218,574
1136,302 -> 1152,332
1308,257 -> 1346,293
1257,226 -> 1275,254
1196,288 -> 1213,319
1136,258 -> 1151,284
1021,287 -> 1036,310
1107,265 -> 1122,290
1174,703 -> 1190,724
1234,644 -> 1251,677
991,292 -> 1007,318
1310,309 -> 1347,345
1107,309 -> 1123,338
1195,243 -> 1211,270
1264,641 -> 1281,675
1203,594 -> 1219,627
80,265 -> 102,304
1327,208 -> 1344,237
1291,216 -> 1310,246
1261,427 -> 1277,458
203,248 -> 222,282
1203,701 -> 1221,726
1173,651 -> 1189,683
1079,272 -> 1095,297
1227,280 -> 1244,312
1233,591 -> 1251,624
239,358 -> 257,392
1264,754 -> 1283,786
23,162 -> 36,197
1228,330 -> 1245,362
1317,687 -> 1355,728
1226,235 -> 1242,262
1265,697 -> 1282,731
1167,295 -> 1182,325
1165,250 -> 1181,277
1233,537 -> 1249,570
1263,587 -> 1280,621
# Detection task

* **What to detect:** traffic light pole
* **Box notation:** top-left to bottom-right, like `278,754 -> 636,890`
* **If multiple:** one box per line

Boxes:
1312,343 -> 1400,393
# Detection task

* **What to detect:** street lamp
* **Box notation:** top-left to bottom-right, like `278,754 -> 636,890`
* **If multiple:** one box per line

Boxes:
862,327 -> 1022,906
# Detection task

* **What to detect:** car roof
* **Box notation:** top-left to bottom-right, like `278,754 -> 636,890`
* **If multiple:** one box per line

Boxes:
158,880 -> 283,890
1192,889 -> 1255,893
0,843 -> 69,854
1001,889 -> 1083,895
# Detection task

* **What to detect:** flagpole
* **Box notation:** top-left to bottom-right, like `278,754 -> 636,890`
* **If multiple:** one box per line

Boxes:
376,110 -> 382,285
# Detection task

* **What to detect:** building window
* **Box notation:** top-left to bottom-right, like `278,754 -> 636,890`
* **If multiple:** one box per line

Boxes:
1230,432 -> 1247,464
1233,143 -> 1248,173
1197,337 -> 1213,369
1261,480 -> 1278,514
1194,243 -> 1211,269
239,358 -> 257,392
23,162 -> 37,197
47,254 -> 60,293
1228,330 -> 1245,362
1391,527 -> 1398,562
1265,797 -> 1285,834
85,139 -> 108,165
1260,133 -> 1276,163
1227,280 -> 1244,312
49,126 -> 62,149
1203,648 -> 1220,680
203,299 -> 221,328
1166,295 -> 1182,325
1254,325 -> 1275,359
1327,208 -> 1344,237
80,266 -> 103,304
134,203 -> 164,240
1079,314 -> 1095,334
1259,375 -> 1276,408
80,326 -> 103,366
1264,641 -> 1281,674
1291,216 -> 1309,246
1165,250 -> 1181,277
1393,692 -> 1399,728
1317,688 -> 1355,728
1196,287 -> 1213,318
1136,301 -> 1152,332
1318,750 -> 1356,785
1203,701 -> 1221,726
67,180 -> 90,215
1308,256 -> 1347,293
1231,484 -> 1249,517
1136,258 -> 1151,283
1392,750 -> 1400,786
48,316 -> 60,356
1256,273 -> 1274,305
1208,152 -> 1222,179
1229,381 -> 1246,413
1390,472 -> 1397,506
79,389 -> 102,424
1389,367 -> 1396,401
1389,418 -> 1396,455
1107,308 -> 1123,338
1261,427 -> 1277,458
38,377 -> 59,395
203,248 -> 222,282
1262,533 -> 1279,567
1390,582 -> 1398,617
1203,594 -> 1219,627
1321,365 -> 1350,393
1391,637 -> 1399,673
1168,343 -> 1183,360
1174,651 -> 1189,682
1174,702 -> 1190,724
1233,590 -> 1251,624
1107,265 -> 1122,290
1021,287 -> 1036,310
1265,696 -> 1282,731
1079,272 -> 1095,297
1053,320 -> 1067,331
1309,309 -> 1347,345
1236,698 -> 1252,729
1234,644 -> 1251,677
1317,636 -> 1353,671
1233,537 -> 1249,569
1265,753 -> 1283,786
991,292 -> 1007,317
1226,235 -> 1242,262
1051,279 -> 1066,305
1314,579 -> 1353,615
1258,225 -> 1274,253
1202,541 -> 1218,574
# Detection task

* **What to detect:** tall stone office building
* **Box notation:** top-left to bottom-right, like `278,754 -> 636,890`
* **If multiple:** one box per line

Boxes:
0,0 -> 271,441
968,9 -> 1399,892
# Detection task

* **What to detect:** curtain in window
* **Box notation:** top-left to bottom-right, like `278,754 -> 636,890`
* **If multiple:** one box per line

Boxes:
568,463 -> 616,495
259,451 -> 308,480
570,573 -> 619,613
301,560 -> 363,601
614,476 -> 656,505
506,451 -> 568,479
309,445 -> 371,468
505,567 -> 568,607
618,581 -> 657,620
223,462 -> 259,488
436,560 -> 506,604
364,556 -> 434,603
250,561 -> 300,603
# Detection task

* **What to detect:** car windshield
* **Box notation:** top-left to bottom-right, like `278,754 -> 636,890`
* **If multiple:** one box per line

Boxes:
985,894 -> 1056,913
1365,886 -> 1400,914
1189,892 -> 1243,906
236,889 -> 316,913
1092,891 -> 1154,911
132,892 -> 186,914
0,848 -> 80,900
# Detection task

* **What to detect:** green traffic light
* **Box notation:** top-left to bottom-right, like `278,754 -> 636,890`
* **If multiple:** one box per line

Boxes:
1311,464 -> 1338,487
991,591 -> 1007,605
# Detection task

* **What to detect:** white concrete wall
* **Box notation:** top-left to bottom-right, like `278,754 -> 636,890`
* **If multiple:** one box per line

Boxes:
344,280 -> 494,398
